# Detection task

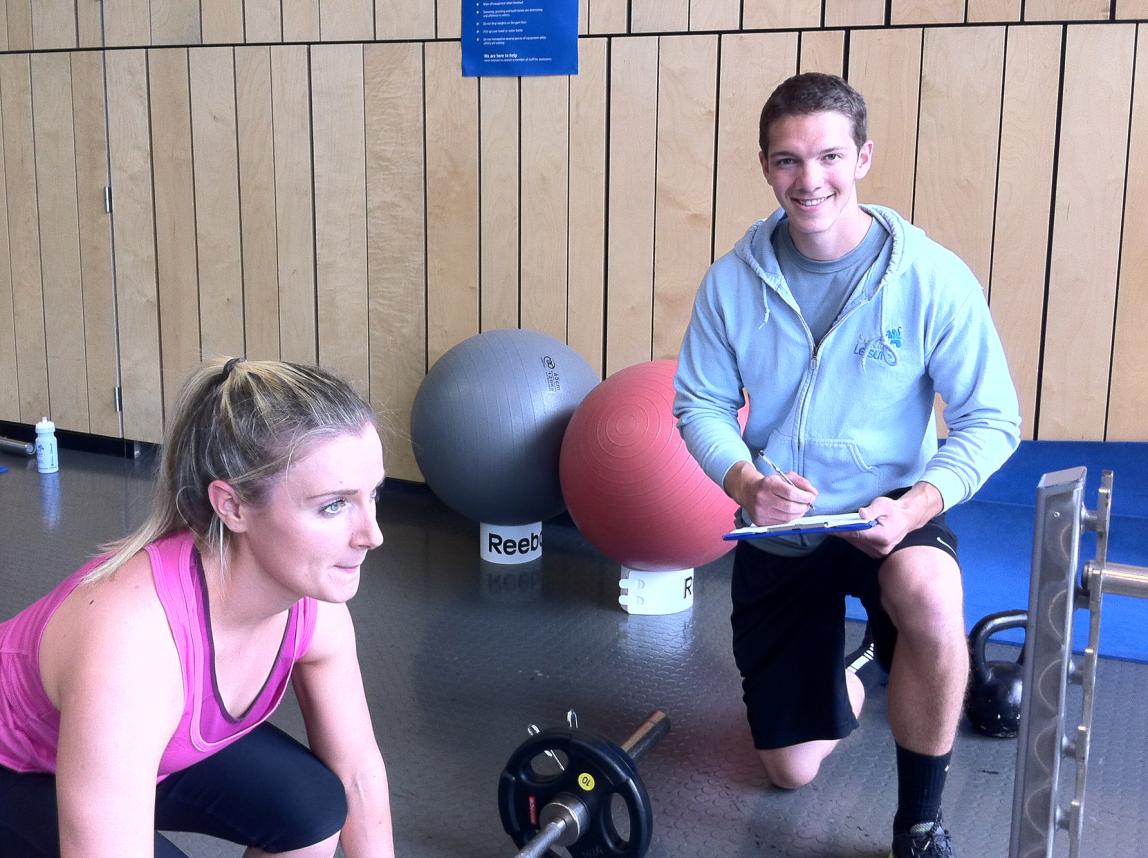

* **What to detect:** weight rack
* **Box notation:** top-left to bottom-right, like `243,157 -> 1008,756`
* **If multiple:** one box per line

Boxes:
1010,467 -> 1148,858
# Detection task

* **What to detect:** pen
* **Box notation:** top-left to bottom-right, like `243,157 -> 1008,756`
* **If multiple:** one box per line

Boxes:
756,450 -> 815,513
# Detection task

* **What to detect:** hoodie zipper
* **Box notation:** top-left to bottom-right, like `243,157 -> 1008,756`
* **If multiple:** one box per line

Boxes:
794,294 -> 872,474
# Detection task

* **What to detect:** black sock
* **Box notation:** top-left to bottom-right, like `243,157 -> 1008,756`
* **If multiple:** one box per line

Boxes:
893,744 -> 951,834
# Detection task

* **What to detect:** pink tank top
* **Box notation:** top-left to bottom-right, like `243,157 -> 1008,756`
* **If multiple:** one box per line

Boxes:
0,530 -> 316,779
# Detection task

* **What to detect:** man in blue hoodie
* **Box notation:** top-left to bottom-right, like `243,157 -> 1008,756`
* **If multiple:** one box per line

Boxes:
673,73 -> 1020,858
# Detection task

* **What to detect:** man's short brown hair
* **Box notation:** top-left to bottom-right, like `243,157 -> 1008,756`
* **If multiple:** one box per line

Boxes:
759,73 -> 869,155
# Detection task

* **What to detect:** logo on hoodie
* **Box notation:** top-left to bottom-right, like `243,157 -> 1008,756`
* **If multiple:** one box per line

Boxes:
854,326 -> 902,366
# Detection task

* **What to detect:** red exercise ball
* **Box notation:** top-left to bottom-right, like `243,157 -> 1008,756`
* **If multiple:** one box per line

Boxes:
559,359 -> 740,572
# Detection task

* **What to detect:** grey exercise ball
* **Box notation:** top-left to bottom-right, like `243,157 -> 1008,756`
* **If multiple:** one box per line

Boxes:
411,329 -> 600,525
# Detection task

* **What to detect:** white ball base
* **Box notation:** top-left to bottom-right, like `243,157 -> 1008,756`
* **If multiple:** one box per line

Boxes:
480,521 -> 543,564
618,567 -> 695,615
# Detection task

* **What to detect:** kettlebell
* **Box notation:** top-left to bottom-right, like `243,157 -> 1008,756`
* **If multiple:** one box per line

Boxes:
965,609 -> 1027,738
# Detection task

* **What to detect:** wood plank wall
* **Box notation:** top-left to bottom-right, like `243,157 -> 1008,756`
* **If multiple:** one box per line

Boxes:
0,3 -> 1146,483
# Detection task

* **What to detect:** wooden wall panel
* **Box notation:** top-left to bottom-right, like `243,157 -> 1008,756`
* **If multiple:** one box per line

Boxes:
202,0 -> 246,44
31,54 -> 87,430
848,28 -> 922,216
77,0 -> 102,48
478,77 -> 520,331
914,27 -> 1004,287
424,42 -> 479,366
652,35 -> 717,362
690,0 -> 740,31
0,87 -> 15,416
106,51 -> 164,442
605,36 -> 658,374
988,26 -> 1061,440
104,0 -> 151,48
149,49 -> 201,418
1117,1 -> 1148,17
916,26 -> 1003,438
5,0 -> 31,51
1041,25 -> 1135,439
236,46 -> 281,360
32,0 -> 75,50
743,0 -> 820,29
800,29 -> 845,74
437,0 -> 462,39
1025,0 -> 1109,19
321,0 -> 374,42
378,0 -> 436,40
283,2 -> 320,42
968,0 -> 1022,21
892,0 -> 965,24
271,45 -> 317,365
588,0 -> 628,33
825,0 -> 885,26
365,42 -> 426,481
1108,29 -> 1148,440
151,0 -> 202,45
714,33 -> 798,257
520,75 -> 570,341
567,38 -> 608,377
71,53 -> 120,438
6,9 -> 1148,452
245,0 -> 283,43
312,44 -> 369,393
0,55 -> 47,423
190,48 -> 245,360
632,0 -> 688,33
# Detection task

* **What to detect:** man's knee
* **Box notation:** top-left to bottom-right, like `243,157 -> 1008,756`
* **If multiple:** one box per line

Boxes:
879,547 -> 963,638
758,747 -> 823,790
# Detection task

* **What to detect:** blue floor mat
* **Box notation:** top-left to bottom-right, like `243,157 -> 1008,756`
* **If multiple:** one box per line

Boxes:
846,441 -> 1148,663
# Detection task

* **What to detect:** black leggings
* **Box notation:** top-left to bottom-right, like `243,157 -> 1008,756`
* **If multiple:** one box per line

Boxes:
0,723 -> 347,857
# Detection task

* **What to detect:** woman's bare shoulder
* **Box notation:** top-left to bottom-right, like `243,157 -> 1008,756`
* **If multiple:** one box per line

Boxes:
40,548 -> 181,711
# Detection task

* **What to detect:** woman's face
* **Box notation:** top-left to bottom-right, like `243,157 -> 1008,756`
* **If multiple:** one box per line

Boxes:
231,423 -> 386,605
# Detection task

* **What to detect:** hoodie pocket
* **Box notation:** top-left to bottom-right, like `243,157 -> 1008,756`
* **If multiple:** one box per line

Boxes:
767,433 -> 879,514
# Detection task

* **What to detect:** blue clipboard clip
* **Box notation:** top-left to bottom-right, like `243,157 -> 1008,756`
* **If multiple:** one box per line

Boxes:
723,515 -> 878,541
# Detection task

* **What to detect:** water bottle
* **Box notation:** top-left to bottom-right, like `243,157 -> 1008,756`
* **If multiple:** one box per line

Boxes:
35,417 -> 58,474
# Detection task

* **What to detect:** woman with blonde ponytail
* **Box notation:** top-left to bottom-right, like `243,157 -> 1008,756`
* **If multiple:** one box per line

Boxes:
0,358 -> 395,858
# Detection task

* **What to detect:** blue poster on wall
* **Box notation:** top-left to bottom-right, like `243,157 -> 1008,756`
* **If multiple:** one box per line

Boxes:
462,0 -> 579,77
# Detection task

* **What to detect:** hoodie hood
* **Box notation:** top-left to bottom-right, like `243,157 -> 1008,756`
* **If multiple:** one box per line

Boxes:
732,205 -> 902,363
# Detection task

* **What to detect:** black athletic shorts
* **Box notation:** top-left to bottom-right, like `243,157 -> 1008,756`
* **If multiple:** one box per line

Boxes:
730,498 -> 959,751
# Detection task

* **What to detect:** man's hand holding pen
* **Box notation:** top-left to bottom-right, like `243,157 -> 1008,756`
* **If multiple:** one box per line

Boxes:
722,454 -> 819,526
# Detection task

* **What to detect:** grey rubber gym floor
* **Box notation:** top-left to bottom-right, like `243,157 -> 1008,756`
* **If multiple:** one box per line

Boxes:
1,446 -> 1144,857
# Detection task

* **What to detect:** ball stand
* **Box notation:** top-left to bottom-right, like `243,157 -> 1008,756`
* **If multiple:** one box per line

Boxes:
480,522 -> 543,565
618,568 -> 694,615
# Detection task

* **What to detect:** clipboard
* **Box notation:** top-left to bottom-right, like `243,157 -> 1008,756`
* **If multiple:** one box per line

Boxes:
724,513 -> 878,541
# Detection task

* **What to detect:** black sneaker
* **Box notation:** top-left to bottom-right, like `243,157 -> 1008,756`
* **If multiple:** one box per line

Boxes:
889,814 -> 955,858
845,625 -> 888,689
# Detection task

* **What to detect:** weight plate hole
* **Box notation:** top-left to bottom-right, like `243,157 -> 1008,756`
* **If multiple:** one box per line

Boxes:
526,749 -> 568,781
608,792 -> 632,845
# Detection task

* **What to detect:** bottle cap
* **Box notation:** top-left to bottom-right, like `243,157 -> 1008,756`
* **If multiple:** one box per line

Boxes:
36,417 -> 55,432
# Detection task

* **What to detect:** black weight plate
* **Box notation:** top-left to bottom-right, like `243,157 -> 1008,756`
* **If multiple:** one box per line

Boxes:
498,728 -> 654,857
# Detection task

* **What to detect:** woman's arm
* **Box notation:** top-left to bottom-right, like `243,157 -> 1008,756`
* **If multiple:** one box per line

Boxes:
293,600 -> 395,858
41,553 -> 184,858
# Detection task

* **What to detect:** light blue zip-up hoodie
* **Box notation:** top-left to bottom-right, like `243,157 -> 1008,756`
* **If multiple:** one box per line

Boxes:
673,205 -> 1021,516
